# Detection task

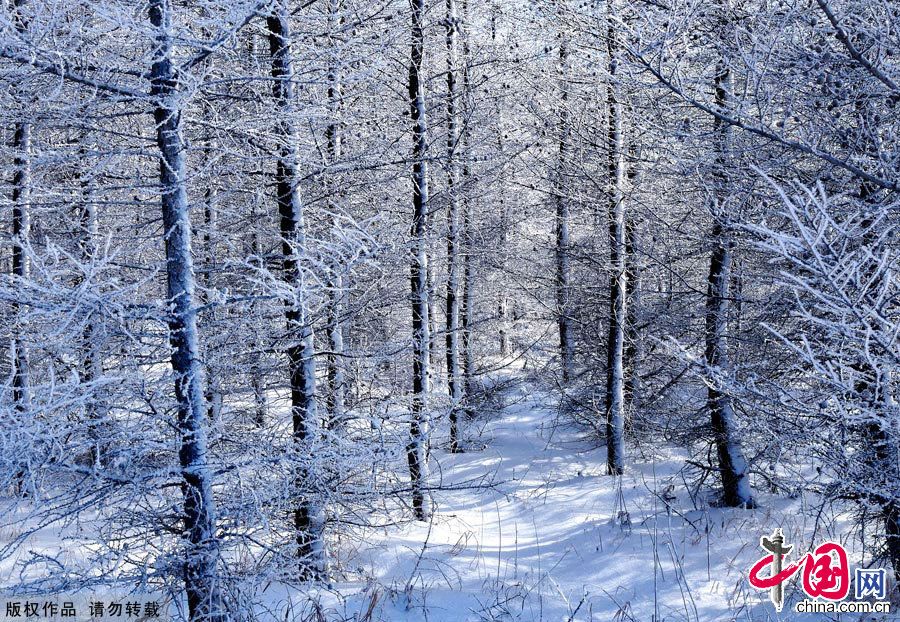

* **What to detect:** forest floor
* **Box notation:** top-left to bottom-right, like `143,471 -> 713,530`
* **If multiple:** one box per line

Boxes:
307,377 -> 893,622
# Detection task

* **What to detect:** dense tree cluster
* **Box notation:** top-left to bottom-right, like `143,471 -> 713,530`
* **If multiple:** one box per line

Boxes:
0,0 -> 896,617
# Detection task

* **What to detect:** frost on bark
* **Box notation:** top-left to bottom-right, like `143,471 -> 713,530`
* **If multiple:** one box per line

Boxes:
267,3 -> 325,577
201,130 -> 223,425
623,151 -> 642,424
459,0 -> 475,412
490,2 -> 509,358
444,0 -> 463,452
73,136 -> 107,465
10,0 -> 32,493
704,54 -> 754,508
148,0 -> 224,617
848,191 -> 898,577
249,154 -> 268,428
10,123 -> 31,422
324,0 -> 347,430
554,26 -> 574,384
408,0 -> 431,521
604,13 -> 627,476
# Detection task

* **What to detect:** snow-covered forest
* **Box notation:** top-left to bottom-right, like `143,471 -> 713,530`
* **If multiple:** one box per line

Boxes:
0,0 -> 897,619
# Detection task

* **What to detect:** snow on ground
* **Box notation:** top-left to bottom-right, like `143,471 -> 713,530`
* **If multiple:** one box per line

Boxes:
305,380 -> 894,622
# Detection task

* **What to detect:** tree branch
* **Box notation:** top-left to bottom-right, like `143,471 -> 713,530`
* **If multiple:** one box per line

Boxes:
0,48 -> 144,99
630,51 -> 899,192
815,0 -> 899,94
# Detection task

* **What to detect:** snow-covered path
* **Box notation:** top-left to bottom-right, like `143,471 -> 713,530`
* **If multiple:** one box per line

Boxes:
329,382 -> 871,622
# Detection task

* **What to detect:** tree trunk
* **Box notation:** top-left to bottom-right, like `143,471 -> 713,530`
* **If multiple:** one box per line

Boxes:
444,0 -> 463,452
491,3 -> 509,358
324,0 -> 346,430
74,137 -> 107,465
267,3 -> 325,577
459,0 -> 474,412
147,0 -> 224,617
11,124 -> 31,419
201,132 -> 223,425
408,0 -> 431,520
247,36 -> 268,429
460,210 -> 473,406
623,155 -> 642,427
852,199 -> 899,577
704,56 -> 754,508
605,13 -> 627,476
554,32 -> 573,384
10,0 -> 31,491
249,220 -> 268,428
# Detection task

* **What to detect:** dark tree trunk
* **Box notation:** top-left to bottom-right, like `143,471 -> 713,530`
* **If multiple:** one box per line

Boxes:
605,13 -> 626,476
267,3 -> 324,578
10,0 -> 31,487
73,137 -> 107,465
554,34 -> 573,384
324,0 -> 347,430
703,50 -> 754,508
445,0 -> 463,452
408,0 -> 431,521
459,0 -> 474,413
623,156 -> 642,427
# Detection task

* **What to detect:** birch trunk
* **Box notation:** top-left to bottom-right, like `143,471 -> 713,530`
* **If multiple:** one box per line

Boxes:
267,3 -> 325,576
408,0 -> 431,520
605,13 -> 627,476
148,0 -> 224,617
704,56 -> 754,508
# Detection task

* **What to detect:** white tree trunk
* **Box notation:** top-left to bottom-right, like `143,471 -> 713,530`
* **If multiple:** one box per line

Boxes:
148,0 -> 224,617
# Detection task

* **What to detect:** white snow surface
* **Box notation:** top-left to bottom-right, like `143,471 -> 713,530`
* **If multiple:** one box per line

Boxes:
267,381 -> 893,622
